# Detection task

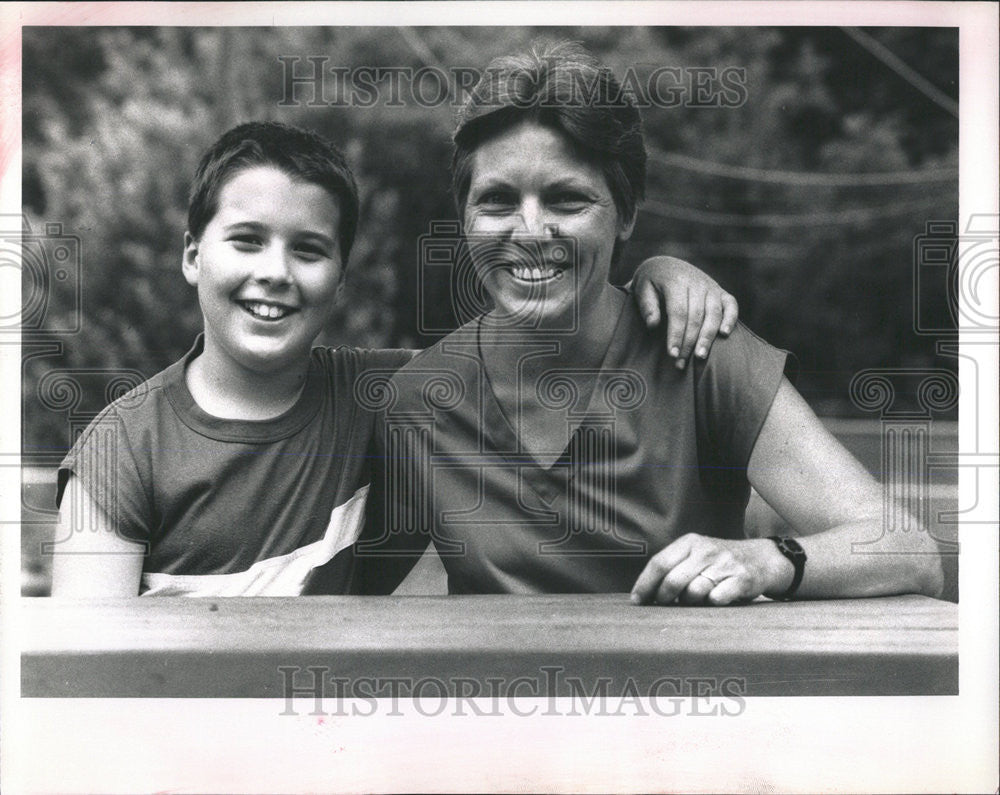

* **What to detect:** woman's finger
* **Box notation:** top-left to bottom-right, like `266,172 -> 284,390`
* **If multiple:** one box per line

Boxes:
630,536 -> 694,604
678,572 -> 718,604
720,293 -> 739,336
693,295 -> 724,360
705,575 -> 749,606
653,553 -> 708,604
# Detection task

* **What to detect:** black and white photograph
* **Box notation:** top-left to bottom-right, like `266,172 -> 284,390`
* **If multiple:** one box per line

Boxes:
1,1 -> 997,792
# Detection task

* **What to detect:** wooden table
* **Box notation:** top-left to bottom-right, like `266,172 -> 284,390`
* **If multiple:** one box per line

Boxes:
21,594 -> 957,697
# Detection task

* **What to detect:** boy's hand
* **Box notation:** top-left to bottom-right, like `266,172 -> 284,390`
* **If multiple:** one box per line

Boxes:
630,256 -> 738,369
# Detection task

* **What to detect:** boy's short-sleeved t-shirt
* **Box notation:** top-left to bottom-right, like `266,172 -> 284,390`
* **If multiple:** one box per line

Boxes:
363,304 -> 793,594
57,336 -> 412,596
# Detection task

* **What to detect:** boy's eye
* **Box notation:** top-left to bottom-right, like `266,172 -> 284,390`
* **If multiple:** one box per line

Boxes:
230,234 -> 263,249
294,242 -> 332,260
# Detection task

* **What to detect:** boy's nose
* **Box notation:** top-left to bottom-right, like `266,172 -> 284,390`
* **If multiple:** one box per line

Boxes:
252,245 -> 293,284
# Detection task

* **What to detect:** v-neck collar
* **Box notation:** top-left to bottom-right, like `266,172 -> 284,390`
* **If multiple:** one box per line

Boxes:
474,294 -> 634,472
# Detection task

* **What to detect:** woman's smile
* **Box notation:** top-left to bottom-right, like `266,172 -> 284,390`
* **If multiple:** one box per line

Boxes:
509,265 -> 564,282
496,240 -> 571,284
463,120 -> 632,325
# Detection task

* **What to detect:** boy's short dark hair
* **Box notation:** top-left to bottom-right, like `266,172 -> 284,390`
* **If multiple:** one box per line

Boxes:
187,121 -> 360,265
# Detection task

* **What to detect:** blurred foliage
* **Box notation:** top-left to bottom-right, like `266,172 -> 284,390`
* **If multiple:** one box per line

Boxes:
22,26 -> 958,458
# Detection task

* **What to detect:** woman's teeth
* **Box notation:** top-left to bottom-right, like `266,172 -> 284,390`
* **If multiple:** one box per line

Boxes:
511,265 -> 561,281
243,302 -> 290,320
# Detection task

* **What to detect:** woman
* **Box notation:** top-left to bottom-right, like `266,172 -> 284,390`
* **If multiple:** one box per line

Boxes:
359,42 -> 944,604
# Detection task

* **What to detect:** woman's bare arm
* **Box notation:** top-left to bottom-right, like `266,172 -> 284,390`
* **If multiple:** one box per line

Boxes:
631,378 -> 944,605
744,378 -> 943,598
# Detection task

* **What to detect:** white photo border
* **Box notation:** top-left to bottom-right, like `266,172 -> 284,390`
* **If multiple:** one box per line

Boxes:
1,2 -> 997,793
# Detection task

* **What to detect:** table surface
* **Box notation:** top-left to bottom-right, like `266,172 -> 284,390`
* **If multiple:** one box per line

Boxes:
21,593 -> 958,697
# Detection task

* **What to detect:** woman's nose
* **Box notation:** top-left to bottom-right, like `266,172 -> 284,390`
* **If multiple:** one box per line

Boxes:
508,199 -> 553,239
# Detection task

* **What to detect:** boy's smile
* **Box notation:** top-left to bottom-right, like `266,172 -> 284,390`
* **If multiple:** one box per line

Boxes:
238,300 -> 296,321
182,165 -> 343,381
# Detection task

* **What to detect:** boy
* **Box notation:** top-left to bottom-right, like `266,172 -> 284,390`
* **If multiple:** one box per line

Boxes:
52,121 -> 736,597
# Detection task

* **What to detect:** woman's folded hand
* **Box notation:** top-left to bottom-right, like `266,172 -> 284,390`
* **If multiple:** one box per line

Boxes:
629,533 -> 794,606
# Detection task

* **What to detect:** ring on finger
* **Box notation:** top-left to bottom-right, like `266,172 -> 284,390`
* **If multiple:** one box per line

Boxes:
697,572 -> 720,587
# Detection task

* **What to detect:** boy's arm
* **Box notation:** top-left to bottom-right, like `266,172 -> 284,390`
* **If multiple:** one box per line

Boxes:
350,419 -> 432,595
630,255 -> 739,369
50,474 -> 145,596
351,479 -> 432,595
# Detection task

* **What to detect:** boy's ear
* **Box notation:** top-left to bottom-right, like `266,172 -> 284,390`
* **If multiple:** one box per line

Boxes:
617,211 -> 637,243
182,232 -> 200,286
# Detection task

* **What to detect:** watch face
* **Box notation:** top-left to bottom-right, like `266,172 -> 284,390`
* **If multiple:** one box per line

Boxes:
767,537 -> 806,601
776,537 -> 806,561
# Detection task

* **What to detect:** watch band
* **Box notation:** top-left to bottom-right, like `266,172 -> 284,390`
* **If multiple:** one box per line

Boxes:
765,536 -> 807,601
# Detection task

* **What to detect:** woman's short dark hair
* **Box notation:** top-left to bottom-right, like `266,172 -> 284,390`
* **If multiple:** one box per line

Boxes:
452,41 -> 646,263
187,121 -> 359,266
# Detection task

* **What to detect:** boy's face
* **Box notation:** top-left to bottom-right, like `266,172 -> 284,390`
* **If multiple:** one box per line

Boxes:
183,165 -> 343,377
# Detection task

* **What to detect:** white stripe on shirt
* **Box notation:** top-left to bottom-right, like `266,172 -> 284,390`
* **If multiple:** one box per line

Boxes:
140,485 -> 368,597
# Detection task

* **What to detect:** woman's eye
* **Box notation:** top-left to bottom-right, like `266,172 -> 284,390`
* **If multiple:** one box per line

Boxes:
550,192 -> 590,209
476,191 -> 515,208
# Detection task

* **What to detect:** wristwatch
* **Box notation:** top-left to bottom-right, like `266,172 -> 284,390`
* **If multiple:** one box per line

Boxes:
765,536 -> 807,601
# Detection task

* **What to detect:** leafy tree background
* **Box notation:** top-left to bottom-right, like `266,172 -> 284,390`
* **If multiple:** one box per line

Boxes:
22,25 -> 958,459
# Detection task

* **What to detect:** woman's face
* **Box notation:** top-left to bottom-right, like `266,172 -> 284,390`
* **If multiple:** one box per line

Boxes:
463,119 -> 634,327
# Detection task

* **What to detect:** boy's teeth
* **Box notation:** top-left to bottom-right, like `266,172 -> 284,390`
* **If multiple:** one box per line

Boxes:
245,302 -> 289,319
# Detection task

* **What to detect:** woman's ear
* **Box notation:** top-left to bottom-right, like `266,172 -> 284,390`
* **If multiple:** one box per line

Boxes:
182,232 -> 200,286
617,211 -> 637,242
